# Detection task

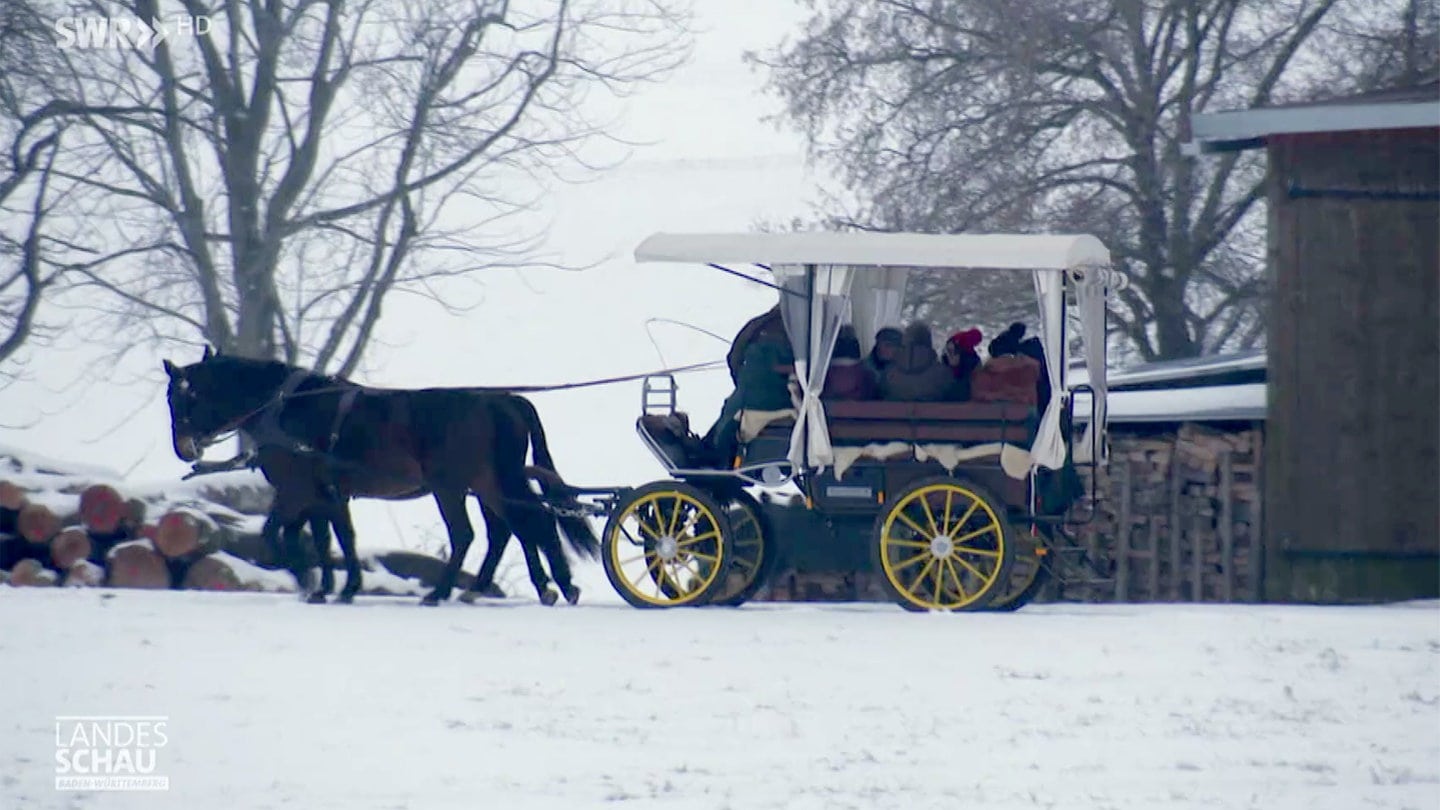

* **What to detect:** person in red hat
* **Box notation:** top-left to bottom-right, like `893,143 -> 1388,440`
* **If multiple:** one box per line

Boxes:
942,328 -> 983,401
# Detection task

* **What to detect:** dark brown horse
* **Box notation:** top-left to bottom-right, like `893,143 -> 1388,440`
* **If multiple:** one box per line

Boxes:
163,350 -> 598,606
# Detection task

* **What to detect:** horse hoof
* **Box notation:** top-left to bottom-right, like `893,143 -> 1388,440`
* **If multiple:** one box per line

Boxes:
420,594 -> 442,607
306,592 -> 328,605
337,592 -> 356,605
562,585 -> 581,605
480,583 -> 506,599
539,588 -> 559,606
458,591 -> 479,605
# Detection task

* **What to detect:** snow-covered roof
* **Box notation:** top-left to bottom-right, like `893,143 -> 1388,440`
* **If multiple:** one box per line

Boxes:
1075,383 -> 1266,424
1186,82 -> 1440,154
634,231 -> 1111,271
1069,350 -> 1265,391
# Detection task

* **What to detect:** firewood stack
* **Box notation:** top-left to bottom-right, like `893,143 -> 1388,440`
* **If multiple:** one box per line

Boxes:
1062,422 -> 1263,604
0,469 -> 462,598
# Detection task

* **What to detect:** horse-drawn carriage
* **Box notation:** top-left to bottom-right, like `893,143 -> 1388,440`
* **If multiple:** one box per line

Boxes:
589,231 -> 1120,612
165,230 -> 1117,612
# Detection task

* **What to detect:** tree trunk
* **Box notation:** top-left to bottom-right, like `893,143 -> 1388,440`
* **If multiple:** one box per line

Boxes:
106,542 -> 172,589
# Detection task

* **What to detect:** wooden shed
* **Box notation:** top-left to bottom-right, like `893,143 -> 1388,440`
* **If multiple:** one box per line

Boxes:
1190,83 -> 1439,603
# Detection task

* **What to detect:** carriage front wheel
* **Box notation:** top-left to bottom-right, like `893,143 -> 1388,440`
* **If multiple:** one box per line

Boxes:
602,481 -> 734,609
873,476 -> 1014,612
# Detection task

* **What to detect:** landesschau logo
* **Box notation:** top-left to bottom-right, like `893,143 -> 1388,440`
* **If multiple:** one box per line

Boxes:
55,715 -> 170,791
54,15 -> 212,52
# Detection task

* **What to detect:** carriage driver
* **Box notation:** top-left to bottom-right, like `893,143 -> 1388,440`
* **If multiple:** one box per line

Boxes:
702,308 -> 795,465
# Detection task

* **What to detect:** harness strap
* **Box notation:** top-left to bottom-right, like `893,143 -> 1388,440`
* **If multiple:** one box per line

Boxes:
465,360 -> 725,394
327,388 -> 359,451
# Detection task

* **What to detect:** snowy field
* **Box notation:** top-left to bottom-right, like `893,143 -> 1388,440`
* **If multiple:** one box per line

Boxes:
2,586 -> 1436,810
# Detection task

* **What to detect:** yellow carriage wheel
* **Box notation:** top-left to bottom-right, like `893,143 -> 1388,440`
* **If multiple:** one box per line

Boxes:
711,492 -> 774,607
602,481 -> 733,609
874,476 -> 1014,612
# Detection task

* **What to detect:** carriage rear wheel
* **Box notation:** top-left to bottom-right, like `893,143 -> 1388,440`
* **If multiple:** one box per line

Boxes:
711,491 -> 774,607
986,524 -> 1052,612
602,481 -> 734,608
873,476 -> 1013,612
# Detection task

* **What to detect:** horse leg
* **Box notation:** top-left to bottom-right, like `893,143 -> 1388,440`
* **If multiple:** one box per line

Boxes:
460,503 -> 515,603
263,510 -> 308,594
422,487 -> 475,606
529,508 -> 580,605
305,514 -> 333,604
333,504 -> 362,604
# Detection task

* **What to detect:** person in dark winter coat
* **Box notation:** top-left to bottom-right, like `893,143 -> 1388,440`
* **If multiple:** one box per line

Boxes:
705,326 -> 795,464
880,322 -> 956,402
974,322 -> 1042,407
726,305 -> 785,385
865,327 -> 903,378
942,328 -> 984,401
821,326 -> 877,401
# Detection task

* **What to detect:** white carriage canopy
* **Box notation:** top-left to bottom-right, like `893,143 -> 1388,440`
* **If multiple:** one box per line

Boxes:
634,231 -> 1119,474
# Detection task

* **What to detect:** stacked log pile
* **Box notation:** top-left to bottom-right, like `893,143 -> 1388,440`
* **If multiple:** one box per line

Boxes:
1058,422 -> 1263,603
0,458 -> 456,597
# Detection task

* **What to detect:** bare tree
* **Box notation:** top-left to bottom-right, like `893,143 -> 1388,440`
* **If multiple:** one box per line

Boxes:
754,0 -> 1432,361
30,0 -> 688,371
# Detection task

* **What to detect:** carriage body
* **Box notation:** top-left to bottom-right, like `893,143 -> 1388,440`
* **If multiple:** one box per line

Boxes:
601,232 -> 1121,611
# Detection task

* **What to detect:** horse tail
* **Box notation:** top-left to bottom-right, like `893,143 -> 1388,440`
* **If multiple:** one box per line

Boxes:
508,395 -> 601,560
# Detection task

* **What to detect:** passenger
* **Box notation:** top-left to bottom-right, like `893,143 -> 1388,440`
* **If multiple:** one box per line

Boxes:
941,328 -> 984,401
879,322 -> 956,402
973,322 -> 1041,407
1016,332 -> 1052,413
704,326 -> 795,464
821,326 -> 877,401
865,327 -> 903,378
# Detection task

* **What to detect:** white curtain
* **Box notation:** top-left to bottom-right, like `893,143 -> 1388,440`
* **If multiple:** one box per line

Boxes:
849,267 -> 908,355
773,264 -> 854,471
1073,265 -> 1111,465
1029,271 -> 1067,470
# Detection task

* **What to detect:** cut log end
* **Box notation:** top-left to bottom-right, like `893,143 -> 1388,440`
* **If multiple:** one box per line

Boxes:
180,555 -> 244,592
106,543 -> 171,590
50,528 -> 93,571
79,484 -> 127,535
16,503 -> 62,544
154,511 -> 215,559
9,558 -> 58,587
64,559 -> 106,588
0,480 -> 27,511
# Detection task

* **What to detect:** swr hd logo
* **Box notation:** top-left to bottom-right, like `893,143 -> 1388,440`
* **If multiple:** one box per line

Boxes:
53,15 -> 212,52
55,716 -> 170,791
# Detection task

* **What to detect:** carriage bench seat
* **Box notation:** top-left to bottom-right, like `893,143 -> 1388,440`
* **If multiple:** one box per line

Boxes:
823,400 -> 1037,445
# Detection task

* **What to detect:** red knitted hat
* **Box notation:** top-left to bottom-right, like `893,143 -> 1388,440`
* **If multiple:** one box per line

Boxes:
948,328 -> 983,351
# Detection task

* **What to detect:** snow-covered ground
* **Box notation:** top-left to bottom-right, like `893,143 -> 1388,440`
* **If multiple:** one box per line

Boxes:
2,587 -> 1436,809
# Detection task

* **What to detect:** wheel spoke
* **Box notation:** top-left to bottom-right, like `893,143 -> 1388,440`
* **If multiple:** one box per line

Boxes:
666,496 -> 682,536
884,537 -> 930,550
907,557 -> 937,595
894,510 -> 931,539
954,546 -> 1000,559
919,494 -> 940,537
955,523 -> 999,545
890,550 -> 929,571
944,559 -> 968,602
676,530 -> 720,548
941,490 -> 954,535
955,555 -> 990,582
946,499 -> 981,536
687,551 -> 720,564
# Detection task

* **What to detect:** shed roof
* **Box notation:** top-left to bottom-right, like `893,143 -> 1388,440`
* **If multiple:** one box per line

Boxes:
1186,81 -> 1440,154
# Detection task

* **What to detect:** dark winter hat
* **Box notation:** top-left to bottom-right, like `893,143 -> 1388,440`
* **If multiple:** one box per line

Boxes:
988,322 -> 1026,357
874,327 -> 903,346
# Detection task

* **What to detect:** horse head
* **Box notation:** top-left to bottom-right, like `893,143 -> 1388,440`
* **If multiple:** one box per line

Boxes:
163,347 -> 284,462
